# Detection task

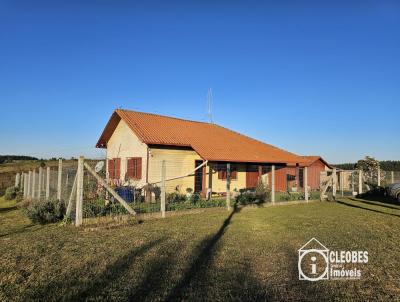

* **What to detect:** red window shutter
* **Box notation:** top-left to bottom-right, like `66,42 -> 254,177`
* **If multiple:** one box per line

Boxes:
115,158 -> 121,179
127,158 -> 134,178
231,168 -> 237,180
136,158 -> 142,180
108,159 -> 115,179
127,157 -> 142,180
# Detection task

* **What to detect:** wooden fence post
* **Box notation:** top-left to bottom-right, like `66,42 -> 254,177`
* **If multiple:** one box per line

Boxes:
15,173 -> 20,188
340,171 -> 344,197
38,167 -> 43,199
20,173 -> 24,191
392,171 -> 395,184
304,167 -> 309,202
27,171 -> 31,198
57,158 -> 63,200
46,167 -> 50,200
358,170 -> 363,194
226,163 -> 231,210
377,168 -> 381,186
332,168 -> 337,198
271,165 -> 275,204
161,160 -> 166,218
75,156 -> 84,226
31,170 -> 36,199
23,173 -> 28,198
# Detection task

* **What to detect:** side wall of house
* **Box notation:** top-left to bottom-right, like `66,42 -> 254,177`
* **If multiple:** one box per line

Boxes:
147,147 -> 203,193
106,119 -> 148,187
308,160 -> 327,190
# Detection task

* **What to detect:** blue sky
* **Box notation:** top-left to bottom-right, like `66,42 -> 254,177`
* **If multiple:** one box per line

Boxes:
0,1 -> 399,163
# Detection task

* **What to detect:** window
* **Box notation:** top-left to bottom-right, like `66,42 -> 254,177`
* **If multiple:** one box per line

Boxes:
217,164 -> 237,180
108,158 -> 121,179
127,157 -> 142,180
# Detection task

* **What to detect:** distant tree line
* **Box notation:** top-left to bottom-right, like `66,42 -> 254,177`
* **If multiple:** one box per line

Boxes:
0,155 -> 38,164
335,160 -> 400,171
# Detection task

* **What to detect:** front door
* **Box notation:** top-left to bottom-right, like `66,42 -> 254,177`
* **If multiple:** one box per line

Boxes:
246,164 -> 259,188
194,160 -> 203,193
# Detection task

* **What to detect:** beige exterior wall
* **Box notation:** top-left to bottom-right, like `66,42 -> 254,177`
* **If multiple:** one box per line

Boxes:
147,147 -> 202,193
106,119 -> 148,187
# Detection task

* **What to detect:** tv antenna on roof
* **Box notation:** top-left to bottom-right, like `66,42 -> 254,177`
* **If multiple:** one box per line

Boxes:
207,88 -> 213,123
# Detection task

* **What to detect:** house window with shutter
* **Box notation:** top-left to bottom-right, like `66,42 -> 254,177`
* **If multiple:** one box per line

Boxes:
127,157 -> 142,180
217,164 -> 237,180
108,158 -> 121,179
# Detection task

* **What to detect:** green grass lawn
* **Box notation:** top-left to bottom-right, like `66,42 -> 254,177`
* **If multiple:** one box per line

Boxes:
0,197 -> 399,301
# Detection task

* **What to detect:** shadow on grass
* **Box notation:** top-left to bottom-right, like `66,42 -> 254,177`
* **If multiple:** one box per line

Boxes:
0,224 -> 39,238
0,205 -> 18,213
349,197 -> 400,210
123,207 -> 240,301
337,200 -> 400,218
164,205 -> 241,301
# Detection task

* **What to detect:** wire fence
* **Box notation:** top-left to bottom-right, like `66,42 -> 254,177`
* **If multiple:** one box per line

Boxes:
7,158 -> 400,226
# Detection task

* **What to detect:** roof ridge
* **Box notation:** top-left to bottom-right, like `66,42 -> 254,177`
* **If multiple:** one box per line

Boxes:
212,123 -> 300,159
116,108 -> 214,126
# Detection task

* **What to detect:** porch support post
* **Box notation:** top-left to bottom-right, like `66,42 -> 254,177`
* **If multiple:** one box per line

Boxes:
332,168 -> 337,198
226,163 -> 231,210
304,166 -> 309,202
271,165 -> 275,204
207,162 -> 213,200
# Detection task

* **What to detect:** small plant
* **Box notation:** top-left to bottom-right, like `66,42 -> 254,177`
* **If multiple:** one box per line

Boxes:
152,186 -> 161,200
4,186 -> 18,200
186,188 -> 193,194
24,199 -> 66,224
255,181 -> 270,202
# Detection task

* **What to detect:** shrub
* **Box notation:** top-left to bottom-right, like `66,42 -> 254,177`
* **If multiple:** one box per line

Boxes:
189,193 -> 201,203
4,186 -> 18,200
166,192 -> 186,203
236,182 -> 270,205
24,199 -> 66,224
236,191 -> 257,205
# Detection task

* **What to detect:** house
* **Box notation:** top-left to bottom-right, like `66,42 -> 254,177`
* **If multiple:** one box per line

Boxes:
96,109 -> 331,195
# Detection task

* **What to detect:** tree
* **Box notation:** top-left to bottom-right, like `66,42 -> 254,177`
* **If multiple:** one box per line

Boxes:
356,156 -> 385,186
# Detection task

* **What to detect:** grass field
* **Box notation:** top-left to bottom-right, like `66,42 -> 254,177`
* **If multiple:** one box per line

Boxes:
0,197 -> 399,301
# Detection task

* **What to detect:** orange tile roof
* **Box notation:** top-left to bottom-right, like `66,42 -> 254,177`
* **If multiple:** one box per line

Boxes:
97,109 -> 303,164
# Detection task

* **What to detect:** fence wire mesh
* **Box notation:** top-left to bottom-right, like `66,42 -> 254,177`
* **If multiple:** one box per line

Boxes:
11,158 -> 400,226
